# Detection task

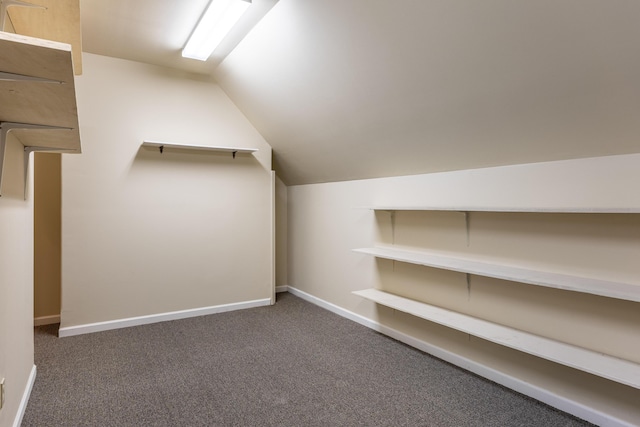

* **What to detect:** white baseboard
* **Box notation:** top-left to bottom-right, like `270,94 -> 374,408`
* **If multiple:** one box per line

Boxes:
59,298 -> 272,338
12,365 -> 36,427
34,314 -> 60,326
286,286 -> 633,427
275,285 -> 289,293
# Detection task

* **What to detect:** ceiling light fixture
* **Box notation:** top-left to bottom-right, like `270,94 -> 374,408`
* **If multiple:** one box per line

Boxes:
182,0 -> 251,61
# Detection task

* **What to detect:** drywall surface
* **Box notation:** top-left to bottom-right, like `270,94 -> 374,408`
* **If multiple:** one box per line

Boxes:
0,135 -> 34,427
288,153 -> 640,425
34,153 -> 61,320
216,0 -> 640,186
61,53 -> 273,329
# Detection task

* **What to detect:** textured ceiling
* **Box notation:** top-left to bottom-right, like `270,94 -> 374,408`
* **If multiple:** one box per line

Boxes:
81,0 -> 640,185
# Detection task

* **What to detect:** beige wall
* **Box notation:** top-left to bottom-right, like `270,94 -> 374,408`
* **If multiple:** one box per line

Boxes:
60,53 -> 273,329
34,153 -> 61,321
0,134 -> 35,427
287,153 -> 640,425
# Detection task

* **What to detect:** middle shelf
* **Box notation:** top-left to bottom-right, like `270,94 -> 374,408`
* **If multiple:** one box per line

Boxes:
353,247 -> 640,303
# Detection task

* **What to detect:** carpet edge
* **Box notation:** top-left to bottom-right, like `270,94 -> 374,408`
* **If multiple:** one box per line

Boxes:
286,286 -> 631,427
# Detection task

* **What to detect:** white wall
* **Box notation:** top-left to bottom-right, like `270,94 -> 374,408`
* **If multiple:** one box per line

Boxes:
0,134 -> 34,427
60,53 -> 273,330
288,153 -> 640,426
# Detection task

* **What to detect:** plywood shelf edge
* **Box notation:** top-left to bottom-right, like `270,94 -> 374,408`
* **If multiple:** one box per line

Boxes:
353,288 -> 640,389
361,206 -> 640,214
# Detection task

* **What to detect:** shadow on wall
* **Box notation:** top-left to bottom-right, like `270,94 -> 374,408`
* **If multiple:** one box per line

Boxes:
124,144 -> 268,209
1,135 -> 27,200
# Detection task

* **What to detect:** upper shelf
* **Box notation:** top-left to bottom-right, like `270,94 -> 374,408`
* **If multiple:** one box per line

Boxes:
1,30 -> 81,196
363,206 -> 640,214
353,247 -> 640,303
0,31 -> 81,152
142,140 -> 258,158
3,0 -> 83,75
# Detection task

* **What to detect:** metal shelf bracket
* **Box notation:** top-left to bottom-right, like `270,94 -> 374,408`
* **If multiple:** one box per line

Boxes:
0,70 -> 63,84
0,121 -> 71,198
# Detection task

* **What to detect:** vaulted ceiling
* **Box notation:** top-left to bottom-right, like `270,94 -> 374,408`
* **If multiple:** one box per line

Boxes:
81,0 -> 640,185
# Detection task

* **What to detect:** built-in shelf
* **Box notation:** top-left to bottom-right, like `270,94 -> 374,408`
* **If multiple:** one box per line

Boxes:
364,206 -> 640,214
3,0 -> 83,75
141,140 -> 257,158
353,288 -> 640,389
353,247 -> 640,303
0,31 -> 81,196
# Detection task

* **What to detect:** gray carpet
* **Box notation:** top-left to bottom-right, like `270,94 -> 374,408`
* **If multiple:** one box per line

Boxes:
23,292 -> 592,426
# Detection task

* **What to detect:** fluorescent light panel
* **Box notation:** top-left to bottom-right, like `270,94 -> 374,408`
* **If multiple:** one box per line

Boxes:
182,0 -> 251,61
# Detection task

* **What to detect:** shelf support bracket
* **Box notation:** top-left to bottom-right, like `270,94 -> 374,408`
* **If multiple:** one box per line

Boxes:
232,150 -> 238,159
464,211 -> 470,247
0,0 -> 46,29
0,71 -> 64,84
159,145 -> 164,154
0,121 -> 71,197
389,210 -> 396,244
466,273 -> 471,300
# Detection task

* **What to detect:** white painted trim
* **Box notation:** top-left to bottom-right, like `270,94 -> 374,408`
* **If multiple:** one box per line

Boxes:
34,314 -> 60,326
12,365 -> 36,427
287,286 -> 379,328
58,298 -> 271,338
286,286 -> 634,427
275,285 -> 289,293
270,171 -> 276,305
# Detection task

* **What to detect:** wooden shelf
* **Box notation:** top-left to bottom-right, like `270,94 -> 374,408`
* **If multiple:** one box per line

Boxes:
0,31 -> 81,196
0,31 -> 80,149
142,140 -> 257,157
364,206 -> 640,214
4,0 -> 83,75
353,247 -> 640,303
353,288 -> 640,389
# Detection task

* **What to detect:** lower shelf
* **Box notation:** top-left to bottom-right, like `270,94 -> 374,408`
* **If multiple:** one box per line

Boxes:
353,288 -> 640,389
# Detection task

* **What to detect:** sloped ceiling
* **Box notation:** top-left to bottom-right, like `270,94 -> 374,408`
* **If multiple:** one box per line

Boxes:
81,0 -> 640,185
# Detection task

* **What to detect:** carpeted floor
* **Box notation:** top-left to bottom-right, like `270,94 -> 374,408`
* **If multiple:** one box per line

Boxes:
23,292 -> 592,426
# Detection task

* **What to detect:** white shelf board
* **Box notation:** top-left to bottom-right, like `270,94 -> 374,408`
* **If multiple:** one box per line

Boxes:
353,288 -> 640,389
142,140 -> 257,155
363,206 -> 640,214
353,247 -> 640,303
